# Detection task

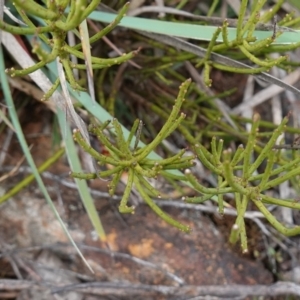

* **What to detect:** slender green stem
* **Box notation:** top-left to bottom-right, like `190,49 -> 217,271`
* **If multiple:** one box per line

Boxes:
55,0 -> 88,31
194,144 -> 222,175
119,168 -> 135,213
89,124 -> 125,158
207,0 -> 219,16
243,113 -> 260,179
258,150 -> 275,189
223,159 -> 249,195
204,27 -> 222,61
253,199 -> 300,236
15,6 -> 50,44
184,169 -> 233,194
248,115 -> 289,175
135,79 -> 191,161
73,3 -> 129,50
243,37 -> 274,52
229,194 -> 249,252
212,62 -> 268,74
99,165 -> 124,178
137,174 -> 161,198
127,119 -> 140,149
6,49 -> 56,76
211,137 -> 219,165
112,118 -> 131,156
42,78 -> 60,101
71,172 -> 97,180
221,20 -> 230,47
236,0 -> 248,41
260,0 -> 284,22
0,20 -> 51,34
0,148 -> 65,204
141,149 -> 187,166
73,129 -> 122,166
134,163 -> 159,178
230,145 -> 245,167
134,176 -> 191,232
165,113 -> 186,137
217,175 -> 224,214
108,169 -> 123,196
14,0 -> 58,20
239,43 -> 286,67
65,44 -> 140,66
240,0 -> 267,37
260,194 -> 300,210
61,58 -> 85,91
162,160 -> 195,170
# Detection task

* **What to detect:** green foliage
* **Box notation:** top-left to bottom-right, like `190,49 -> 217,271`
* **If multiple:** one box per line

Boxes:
169,0 -> 300,251
71,79 -> 194,233
196,0 -> 300,84
72,79 -> 300,251
185,114 -> 300,251
70,1 -> 300,251
3,0 -> 300,254
1,1 -> 137,99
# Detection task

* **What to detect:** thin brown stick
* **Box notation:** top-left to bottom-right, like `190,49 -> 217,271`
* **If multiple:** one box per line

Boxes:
0,292 -> 18,299
52,281 -> 300,297
0,279 -> 34,290
1,279 -> 300,298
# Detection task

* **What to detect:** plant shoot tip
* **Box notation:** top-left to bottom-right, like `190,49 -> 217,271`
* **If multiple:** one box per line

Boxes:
184,169 -> 191,175
253,113 -> 260,122
232,224 -> 239,231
